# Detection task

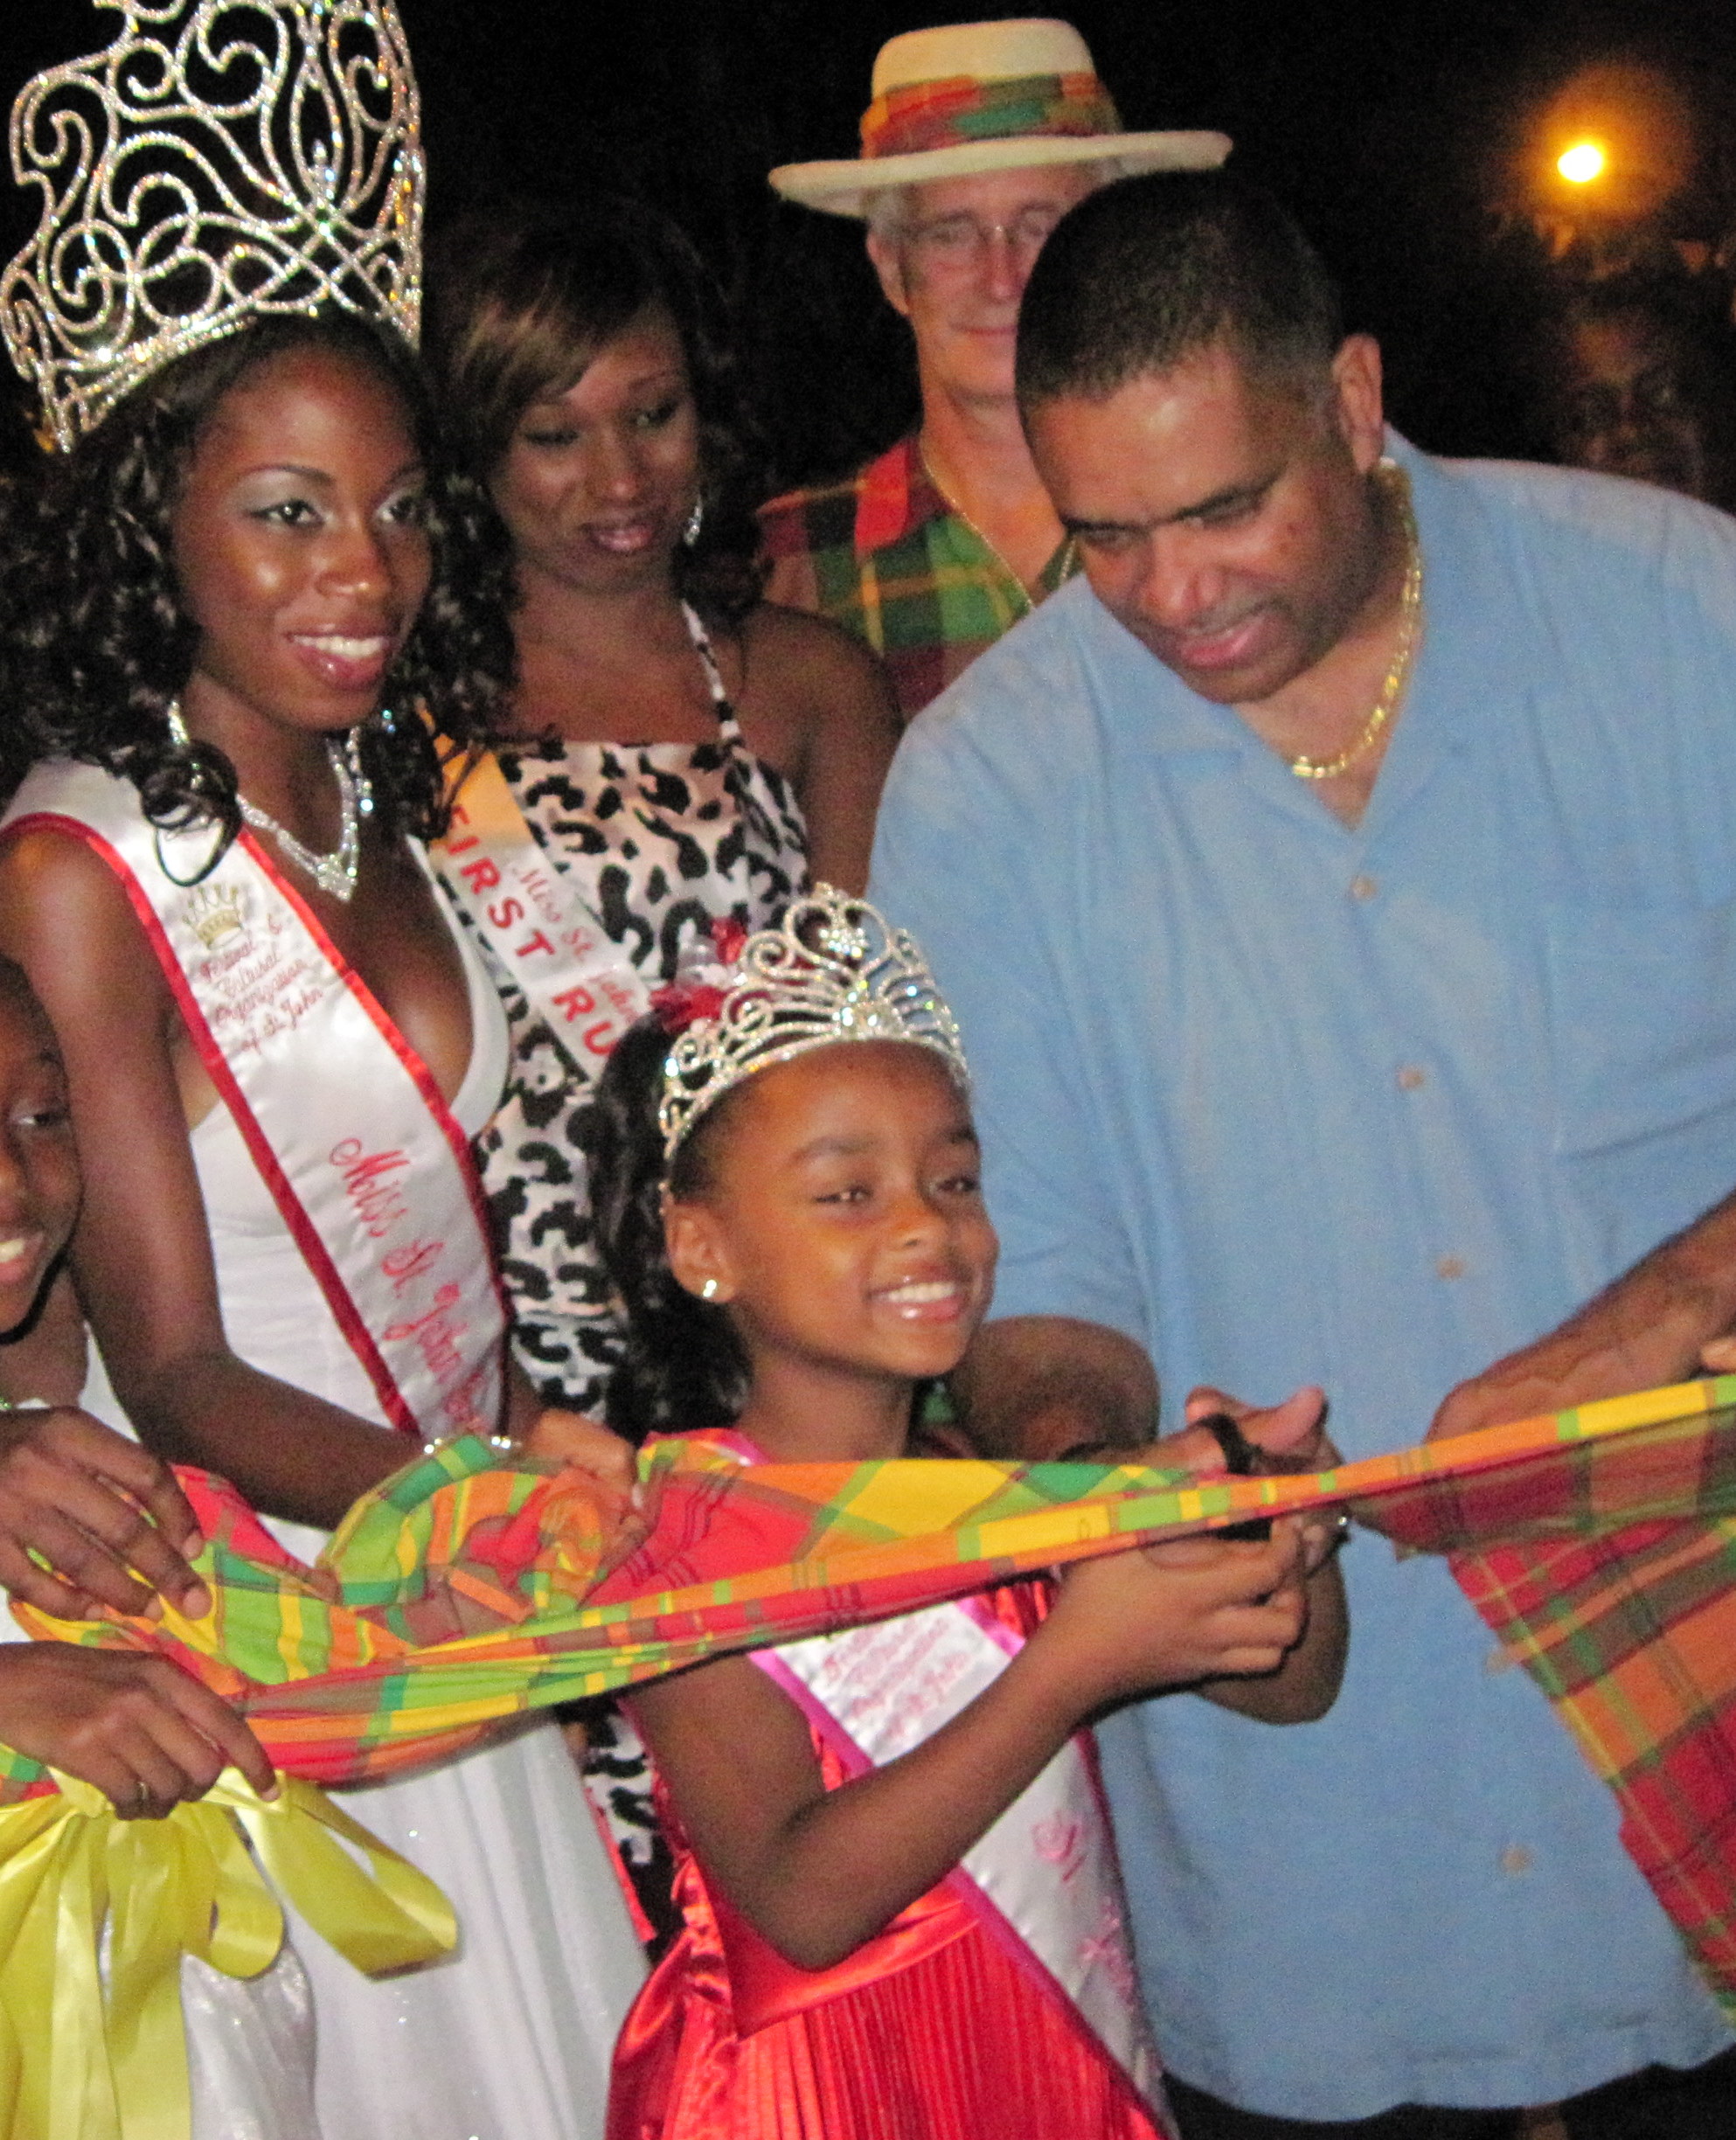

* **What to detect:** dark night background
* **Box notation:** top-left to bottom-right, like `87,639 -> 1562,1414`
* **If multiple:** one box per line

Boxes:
4,0 -> 1735,485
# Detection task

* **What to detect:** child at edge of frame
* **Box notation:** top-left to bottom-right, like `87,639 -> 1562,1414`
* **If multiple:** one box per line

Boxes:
0,948 -> 274,1812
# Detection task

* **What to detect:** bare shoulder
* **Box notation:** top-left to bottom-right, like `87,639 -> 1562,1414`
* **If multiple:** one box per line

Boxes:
0,822 -> 171,1021
629,1647 -> 806,1756
741,601 -> 891,710
0,820 -> 144,950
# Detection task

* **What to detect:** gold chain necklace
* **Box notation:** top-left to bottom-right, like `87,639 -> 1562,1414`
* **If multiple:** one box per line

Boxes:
1288,461 -> 1422,782
918,441 -> 1073,610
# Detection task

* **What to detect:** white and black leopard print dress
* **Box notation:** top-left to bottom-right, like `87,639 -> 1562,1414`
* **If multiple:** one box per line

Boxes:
465,690 -> 809,1416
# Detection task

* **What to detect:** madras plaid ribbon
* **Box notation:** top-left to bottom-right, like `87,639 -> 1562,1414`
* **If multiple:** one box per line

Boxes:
760,435 -> 1078,720
12,1376 -> 1736,2013
860,72 -> 1121,158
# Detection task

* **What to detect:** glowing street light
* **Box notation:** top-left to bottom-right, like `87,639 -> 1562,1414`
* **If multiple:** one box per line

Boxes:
1558,141 -> 1606,184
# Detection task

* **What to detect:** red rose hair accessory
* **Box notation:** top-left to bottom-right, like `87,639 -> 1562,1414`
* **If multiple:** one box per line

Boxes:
650,915 -> 752,1035
710,917 -> 749,964
650,982 -> 729,1037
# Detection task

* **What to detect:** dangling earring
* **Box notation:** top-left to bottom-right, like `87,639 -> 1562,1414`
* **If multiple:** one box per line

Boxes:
683,496 -> 705,548
699,1276 -> 719,1302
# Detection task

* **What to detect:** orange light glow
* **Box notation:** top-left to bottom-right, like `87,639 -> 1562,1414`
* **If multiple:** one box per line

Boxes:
1558,141 -> 1606,184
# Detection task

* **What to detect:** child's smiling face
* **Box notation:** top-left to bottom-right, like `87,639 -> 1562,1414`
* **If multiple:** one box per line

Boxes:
667,1040 -> 997,1393
0,965 -> 80,1336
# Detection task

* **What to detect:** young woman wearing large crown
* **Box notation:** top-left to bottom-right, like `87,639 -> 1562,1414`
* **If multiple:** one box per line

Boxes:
0,3 -> 644,2135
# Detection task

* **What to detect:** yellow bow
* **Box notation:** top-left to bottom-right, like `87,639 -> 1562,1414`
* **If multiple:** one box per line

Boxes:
0,1768 -> 455,2140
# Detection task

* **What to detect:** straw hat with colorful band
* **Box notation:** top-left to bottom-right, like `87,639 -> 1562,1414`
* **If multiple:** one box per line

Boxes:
770,17 -> 1230,220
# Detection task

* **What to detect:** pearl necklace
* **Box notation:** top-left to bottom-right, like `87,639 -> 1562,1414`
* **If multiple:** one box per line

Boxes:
1288,460 -> 1423,782
166,704 -> 374,902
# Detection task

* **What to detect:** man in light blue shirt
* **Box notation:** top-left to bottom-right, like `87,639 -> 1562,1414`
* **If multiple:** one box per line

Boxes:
870,172 -> 1736,2136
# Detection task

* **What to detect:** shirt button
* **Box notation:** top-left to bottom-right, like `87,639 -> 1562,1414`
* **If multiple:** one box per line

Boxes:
1396,1065 -> 1427,1090
1349,873 -> 1378,900
1500,1845 -> 1533,1876
1436,1254 -> 1467,1281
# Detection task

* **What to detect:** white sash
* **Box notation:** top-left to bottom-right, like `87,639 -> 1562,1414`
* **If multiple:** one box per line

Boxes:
3,762 -> 507,1443
755,1595 -> 1169,2119
432,749 -> 650,1073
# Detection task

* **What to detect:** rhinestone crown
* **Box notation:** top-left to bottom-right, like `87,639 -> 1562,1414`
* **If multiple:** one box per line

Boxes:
3,0 -> 423,449
660,886 -> 970,1164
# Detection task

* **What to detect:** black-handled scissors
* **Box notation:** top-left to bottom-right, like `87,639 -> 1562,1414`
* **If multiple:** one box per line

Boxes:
1198,1412 -> 1273,1540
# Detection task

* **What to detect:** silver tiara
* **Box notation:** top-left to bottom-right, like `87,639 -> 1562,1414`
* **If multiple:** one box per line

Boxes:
3,0 -> 424,449
659,886 -> 970,1164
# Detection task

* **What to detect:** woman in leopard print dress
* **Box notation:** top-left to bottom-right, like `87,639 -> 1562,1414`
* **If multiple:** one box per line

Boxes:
429,195 -> 897,1421
427,199 -> 898,1946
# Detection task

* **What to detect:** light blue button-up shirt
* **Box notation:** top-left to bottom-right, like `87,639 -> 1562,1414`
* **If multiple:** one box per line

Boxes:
870,440 -> 1736,2117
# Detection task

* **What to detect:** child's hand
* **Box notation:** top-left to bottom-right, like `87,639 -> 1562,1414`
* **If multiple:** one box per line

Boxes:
0,1408 -> 210,1622
523,1407 -> 654,1545
523,1407 -> 638,1489
1185,1386 -> 1346,1569
1038,1520 -> 1312,1710
0,1643 -> 276,1814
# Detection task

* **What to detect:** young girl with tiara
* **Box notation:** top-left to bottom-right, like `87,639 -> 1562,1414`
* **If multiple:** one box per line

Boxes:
588,888 -> 1349,2140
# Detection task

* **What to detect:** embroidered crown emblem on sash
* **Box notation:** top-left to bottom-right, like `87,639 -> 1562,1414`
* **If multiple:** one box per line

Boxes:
184,879 -> 247,949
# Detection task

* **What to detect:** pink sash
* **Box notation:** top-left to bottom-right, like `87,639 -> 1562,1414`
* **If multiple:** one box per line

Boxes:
755,1601 -> 1168,2118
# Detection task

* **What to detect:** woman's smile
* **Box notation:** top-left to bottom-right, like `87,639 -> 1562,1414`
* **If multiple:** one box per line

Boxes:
170,342 -> 431,749
490,307 -> 699,598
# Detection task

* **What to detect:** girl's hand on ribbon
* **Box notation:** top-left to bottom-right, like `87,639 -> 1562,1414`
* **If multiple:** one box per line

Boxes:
524,1406 -> 637,1490
1048,1383 -> 1347,1722
523,1407 -> 655,1550
1180,1384 -> 1345,1571
1045,1522 -> 1313,1705
0,1407 -> 210,1621
0,1644 -> 274,1815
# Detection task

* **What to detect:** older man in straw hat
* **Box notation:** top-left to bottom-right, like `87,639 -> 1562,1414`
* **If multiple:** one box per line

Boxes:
760,17 -> 1227,719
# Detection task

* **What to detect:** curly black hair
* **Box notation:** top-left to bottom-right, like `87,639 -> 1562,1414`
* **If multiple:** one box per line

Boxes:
0,309 -> 517,852
425,193 -> 767,629
586,1012 -> 749,1445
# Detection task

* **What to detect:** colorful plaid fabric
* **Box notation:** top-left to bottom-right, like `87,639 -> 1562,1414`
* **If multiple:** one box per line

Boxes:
860,72 -> 1121,160
760,434 -> 1078,720
15,1378 -> 1736,2013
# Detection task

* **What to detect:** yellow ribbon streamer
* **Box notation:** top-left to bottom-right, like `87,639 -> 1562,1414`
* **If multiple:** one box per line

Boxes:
220,1770 -> 458,1977
0,1768 -> 455,2140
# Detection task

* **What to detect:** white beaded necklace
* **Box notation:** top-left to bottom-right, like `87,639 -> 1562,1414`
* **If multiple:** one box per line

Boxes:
166,703 -> 374,902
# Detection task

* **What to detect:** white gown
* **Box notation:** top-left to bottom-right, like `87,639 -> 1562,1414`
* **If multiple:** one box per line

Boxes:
84,874 -> 645,2140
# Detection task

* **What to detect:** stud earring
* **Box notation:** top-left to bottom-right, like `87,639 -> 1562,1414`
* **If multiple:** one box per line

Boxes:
683,497 -> 705,547
700,1277 -> 719,1301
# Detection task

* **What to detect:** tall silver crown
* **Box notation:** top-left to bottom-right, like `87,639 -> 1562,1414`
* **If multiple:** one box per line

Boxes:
3,0 -> 424,449
660,886 -> 970,1164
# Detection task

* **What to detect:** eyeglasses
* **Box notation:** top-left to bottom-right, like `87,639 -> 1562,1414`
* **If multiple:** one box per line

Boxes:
901,206 -> 1067,272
